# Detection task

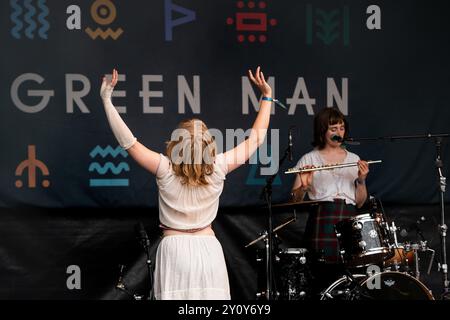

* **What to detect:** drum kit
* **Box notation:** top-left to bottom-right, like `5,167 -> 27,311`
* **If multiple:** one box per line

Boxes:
247,198 -> 437,300
249,159 -> 442,301
253,132 -> 450,300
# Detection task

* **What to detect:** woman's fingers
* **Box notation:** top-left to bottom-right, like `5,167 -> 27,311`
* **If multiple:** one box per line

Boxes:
111,69 -> 118,86
260,71 -> 266,83
254,66 -> 262,84
359,161 -> 369,172
248,69 -> 257,83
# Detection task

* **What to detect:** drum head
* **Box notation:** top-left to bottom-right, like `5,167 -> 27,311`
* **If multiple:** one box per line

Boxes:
359,271 -> 434,300
321,271 -> 434,300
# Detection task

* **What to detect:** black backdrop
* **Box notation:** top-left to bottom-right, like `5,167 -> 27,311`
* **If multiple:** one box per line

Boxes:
1,0 -> 450,299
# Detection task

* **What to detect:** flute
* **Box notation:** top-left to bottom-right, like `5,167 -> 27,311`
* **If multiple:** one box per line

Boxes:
285,160 -> 382,174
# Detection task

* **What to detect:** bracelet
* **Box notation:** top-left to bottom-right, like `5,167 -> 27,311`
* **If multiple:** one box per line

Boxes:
261,96 -> 287,109
356,178 -> 366,185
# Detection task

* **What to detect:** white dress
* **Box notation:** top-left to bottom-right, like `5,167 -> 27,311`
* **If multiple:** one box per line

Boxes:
153,153 -> 231,300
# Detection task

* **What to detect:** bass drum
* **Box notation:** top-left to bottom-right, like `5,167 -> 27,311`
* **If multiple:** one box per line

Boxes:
321,271 -> 434,300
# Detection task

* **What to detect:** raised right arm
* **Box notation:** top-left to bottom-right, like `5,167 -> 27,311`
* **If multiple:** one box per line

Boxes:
100,69 -> 160,175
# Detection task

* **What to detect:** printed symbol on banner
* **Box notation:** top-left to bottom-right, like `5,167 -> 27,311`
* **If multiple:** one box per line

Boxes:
306,4 -> 350,46
66,265 -> 81,290
89,145 -> 130,187
246,144 -> 281,186
85,0 -> 123,40
15,145 -> 50,188
164,0 -> 196,41
226,1 -> 277,43
366,5 -> 381,30
10,0 -> 50,40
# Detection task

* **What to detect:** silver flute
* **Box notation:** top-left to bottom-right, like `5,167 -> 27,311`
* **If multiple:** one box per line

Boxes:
285,160 -> 382,174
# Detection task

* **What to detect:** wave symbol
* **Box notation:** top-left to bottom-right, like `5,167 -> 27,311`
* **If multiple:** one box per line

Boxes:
88,162 -> 130,175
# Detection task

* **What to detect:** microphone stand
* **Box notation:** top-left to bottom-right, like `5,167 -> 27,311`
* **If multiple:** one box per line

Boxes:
115,264 -> 145,300
260,139 -> 293,300
136,222 -> 154,300
140,236 -> 154,300
347,132 -> 449,298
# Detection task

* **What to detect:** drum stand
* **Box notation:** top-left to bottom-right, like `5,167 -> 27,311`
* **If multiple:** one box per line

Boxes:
434,137 -> 449,299
416,224 -> 437,279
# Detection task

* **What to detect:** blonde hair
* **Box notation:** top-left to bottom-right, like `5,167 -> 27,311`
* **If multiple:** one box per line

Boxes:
166,119 -> 216,186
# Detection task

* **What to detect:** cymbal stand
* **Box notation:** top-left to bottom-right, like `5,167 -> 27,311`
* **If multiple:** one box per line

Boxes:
434,137 -> 449,299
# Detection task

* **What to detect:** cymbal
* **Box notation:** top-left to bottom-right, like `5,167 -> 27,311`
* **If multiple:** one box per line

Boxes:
245,216 -> 296,248
271,200 -> 324,209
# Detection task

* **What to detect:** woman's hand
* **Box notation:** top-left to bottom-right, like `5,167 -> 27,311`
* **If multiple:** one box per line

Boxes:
248,66 -> 272,98
299,165 -> 314,191
100,68 -> 119,100
357,160 -> 369,182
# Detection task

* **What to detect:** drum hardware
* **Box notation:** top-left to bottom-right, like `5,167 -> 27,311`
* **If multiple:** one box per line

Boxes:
251,199 -> 326,300
390,221 -> 400,247
433,135 -> 450,298
245,215 -> 297,248
285,160 -> 382,174
351,132 -> 449,298
255,245 -> 312,300
247,214 -> 296,300
320,273 -> 372,300
408,216 -> 438,278
376,207 -> 435,281
384,236 -> 436,281
426,245 -> 436,275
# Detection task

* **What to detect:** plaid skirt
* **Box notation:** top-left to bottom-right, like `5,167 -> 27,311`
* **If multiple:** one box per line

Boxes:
303,199 -> 356,264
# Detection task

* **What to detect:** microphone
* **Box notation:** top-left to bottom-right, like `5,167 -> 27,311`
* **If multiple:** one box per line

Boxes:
331,135 -> 344,143
288,127 -> 294,161
135,222 -> 150,250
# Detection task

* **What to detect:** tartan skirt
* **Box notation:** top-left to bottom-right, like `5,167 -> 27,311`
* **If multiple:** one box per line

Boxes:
303,199 -> 357,264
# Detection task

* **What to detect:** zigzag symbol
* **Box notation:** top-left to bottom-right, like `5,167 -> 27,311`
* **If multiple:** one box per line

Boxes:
90,145 -> 128,158
10,0 -> 23,39
24,0 -> 37,39
37,0 -> 49,39
10,0 -> 49,39
85,27 -> 124,40
89,162 -> 130,175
